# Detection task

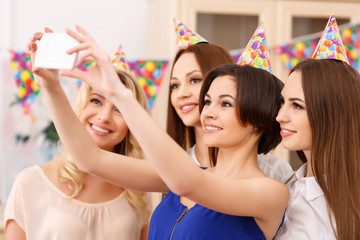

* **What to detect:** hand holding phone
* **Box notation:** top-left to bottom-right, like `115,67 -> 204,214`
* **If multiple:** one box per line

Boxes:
34,32 -> 78,69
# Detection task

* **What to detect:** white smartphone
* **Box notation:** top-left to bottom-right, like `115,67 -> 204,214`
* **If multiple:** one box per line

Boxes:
34,32 -> 78,69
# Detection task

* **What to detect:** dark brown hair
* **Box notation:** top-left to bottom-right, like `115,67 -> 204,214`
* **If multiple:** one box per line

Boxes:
166,43 -> 235,150
291,58 -> 360,240
199,64 -> 284,166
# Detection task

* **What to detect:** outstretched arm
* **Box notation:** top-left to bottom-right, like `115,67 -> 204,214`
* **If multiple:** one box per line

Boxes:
28,29 -> 167,193
62,25 -> 289,223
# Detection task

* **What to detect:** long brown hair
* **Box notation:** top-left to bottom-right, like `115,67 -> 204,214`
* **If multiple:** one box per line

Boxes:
199,64 -> 283,166
292,58 -> 360,240
166,43 -> 234,150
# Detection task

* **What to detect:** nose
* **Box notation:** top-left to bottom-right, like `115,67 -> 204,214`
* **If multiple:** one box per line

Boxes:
177,84 -> 191,99
201,103 -> 217,120
276,104 -> 288,123
97,106 -> 112,122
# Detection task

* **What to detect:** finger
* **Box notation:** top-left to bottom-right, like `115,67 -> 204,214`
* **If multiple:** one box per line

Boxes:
74,50 -> 94,67
65,28 -> 88,44
27,42 -> 37,52
66,42 -> 91,55
74,25 -> 94,41
44,27 -> 53,33
60,69 -> 87,80
31,32 -> 44,42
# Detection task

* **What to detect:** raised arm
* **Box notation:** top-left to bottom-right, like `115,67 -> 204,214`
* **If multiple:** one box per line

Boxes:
28,30 -> 167,193
62,25 -> 289,222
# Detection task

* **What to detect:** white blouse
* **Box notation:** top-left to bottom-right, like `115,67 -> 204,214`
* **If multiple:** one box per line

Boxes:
275,163 -> 336,240
187,145 -> 294,183
4,165 -> 150,240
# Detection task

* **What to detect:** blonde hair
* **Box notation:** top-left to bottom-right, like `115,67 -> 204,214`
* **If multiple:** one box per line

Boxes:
58,71 -> 150,219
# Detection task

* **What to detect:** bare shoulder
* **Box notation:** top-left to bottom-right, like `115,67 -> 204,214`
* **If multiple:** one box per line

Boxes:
248,176 -> 290,207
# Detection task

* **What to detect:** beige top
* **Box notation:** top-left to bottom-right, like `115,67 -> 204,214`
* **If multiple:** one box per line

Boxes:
4,165 -> 150,240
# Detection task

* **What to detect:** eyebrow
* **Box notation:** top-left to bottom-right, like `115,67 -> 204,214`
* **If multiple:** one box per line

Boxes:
289,97 -> 305,102
171,70 -> 202,80
90,93 -> 105,99
205,93 -> 235,100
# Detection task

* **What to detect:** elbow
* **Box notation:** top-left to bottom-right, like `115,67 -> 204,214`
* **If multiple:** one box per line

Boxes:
169,180 -> 194,197
71,149 -> 101,174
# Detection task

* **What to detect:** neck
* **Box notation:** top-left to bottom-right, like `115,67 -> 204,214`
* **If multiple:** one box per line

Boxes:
194,126 -> 211,167
212,138 -> 261,179
304,150 -> 314,177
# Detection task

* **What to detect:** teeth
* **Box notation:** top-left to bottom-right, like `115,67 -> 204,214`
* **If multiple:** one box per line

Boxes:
282,129 -> 291,133
91,125 -> 109,133
205,126 -> 221,130
182,105 -> 195,110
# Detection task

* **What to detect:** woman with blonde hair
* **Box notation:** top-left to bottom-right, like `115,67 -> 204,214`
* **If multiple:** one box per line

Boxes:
4,30 -> 151,240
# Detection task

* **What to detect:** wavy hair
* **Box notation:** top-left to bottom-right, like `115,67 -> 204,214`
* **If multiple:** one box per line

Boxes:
58,71 -> 150,219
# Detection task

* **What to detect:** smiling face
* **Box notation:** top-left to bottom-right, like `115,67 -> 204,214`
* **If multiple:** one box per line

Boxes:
79,89 -> 129,152
276,71 -> 312,152
200,75 -> 255,148
170,53 -> 203,127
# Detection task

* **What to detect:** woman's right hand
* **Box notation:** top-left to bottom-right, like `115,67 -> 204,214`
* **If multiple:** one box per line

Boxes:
27,28 -> 60,91
60,25 -> 131,101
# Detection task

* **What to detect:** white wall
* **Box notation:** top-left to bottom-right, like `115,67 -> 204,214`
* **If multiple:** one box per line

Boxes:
1,0 -> 149,58
0,0 -> 172,204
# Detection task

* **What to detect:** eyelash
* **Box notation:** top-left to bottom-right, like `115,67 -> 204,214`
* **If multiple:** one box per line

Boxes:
90,98 -> 101,105
293,102 -> 304,110
203,99 -> 232,108
190,78 -> 202,84
170,83 -> 179,90
170,77 -> 202,90
222,101 -> 232,107
90,98 -> 121,113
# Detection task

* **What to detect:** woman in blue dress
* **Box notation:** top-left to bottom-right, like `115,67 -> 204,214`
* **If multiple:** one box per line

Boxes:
31,24 -> 289,239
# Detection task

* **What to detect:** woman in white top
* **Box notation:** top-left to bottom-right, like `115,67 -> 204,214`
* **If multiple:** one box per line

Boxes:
167,40 -> 293,182
4,30 -> 151,240
275,58 -> 360,240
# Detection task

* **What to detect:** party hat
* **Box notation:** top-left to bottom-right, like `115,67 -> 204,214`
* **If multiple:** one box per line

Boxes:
237,22 -> 272,73
111,45 -> 131,73
173,17 -> 208,49
312,14 -> 349,63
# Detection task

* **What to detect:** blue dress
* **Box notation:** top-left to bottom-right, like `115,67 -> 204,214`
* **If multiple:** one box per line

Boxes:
148,190 -> 266,240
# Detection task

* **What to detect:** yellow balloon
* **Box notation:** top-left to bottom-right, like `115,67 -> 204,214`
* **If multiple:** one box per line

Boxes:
296,42 -> 305,51
20,70 -> 31,81
148,85 -> 156,96
18,88 -> 26,98
145,62 -> 155,72
291,58 -> 299,67
138,77 -> 146,87
343,29 -> 351,38
11,62 -> 18,71
319,45 -> 327,53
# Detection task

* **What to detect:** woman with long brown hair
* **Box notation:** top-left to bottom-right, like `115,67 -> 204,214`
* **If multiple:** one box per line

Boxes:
276,58 -> 360,240
167,20 -> 292,182
276,14 -> 360,240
